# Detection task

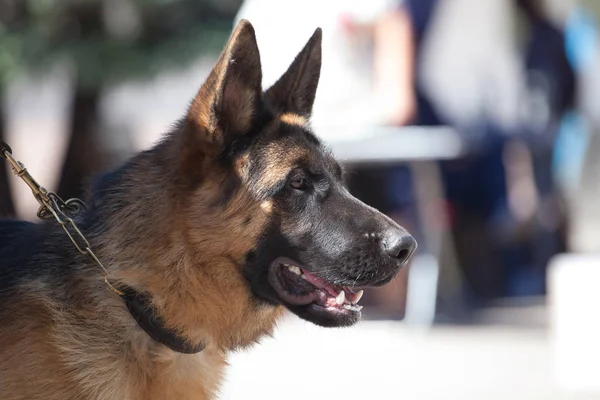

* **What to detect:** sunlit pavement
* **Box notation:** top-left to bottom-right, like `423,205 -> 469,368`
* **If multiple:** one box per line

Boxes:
220,314 -> 597,400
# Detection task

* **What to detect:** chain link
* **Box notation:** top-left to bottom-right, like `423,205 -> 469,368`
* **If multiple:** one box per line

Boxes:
1,141 -> 124,296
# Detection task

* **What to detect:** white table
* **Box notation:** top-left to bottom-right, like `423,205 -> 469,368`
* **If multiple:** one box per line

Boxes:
326,125 -> 467,325
328,125 -> 464,162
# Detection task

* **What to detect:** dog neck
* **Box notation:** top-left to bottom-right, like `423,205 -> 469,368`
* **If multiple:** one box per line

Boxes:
117,284 -> 205,354
85,144 -> 284,352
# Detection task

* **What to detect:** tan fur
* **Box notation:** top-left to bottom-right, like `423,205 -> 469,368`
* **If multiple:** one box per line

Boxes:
189,21 -> 249,132
280,112 -> 308,127
0,125 -> 286,400
254,124 -> 312,190
189,21 -> 262,138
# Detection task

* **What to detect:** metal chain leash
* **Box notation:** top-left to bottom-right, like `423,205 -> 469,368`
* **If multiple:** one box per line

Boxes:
0,141 -> 124,296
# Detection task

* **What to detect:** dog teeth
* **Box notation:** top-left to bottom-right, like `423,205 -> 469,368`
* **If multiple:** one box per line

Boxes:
353,290 -> 364,304
335,291 -> 345,305
343,303 -> 363,312
286,265 -> 302,276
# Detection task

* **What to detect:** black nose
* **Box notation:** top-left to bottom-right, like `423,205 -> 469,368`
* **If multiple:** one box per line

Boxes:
383,232 -> 417,263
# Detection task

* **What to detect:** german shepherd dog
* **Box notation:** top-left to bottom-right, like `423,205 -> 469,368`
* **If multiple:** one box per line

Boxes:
0,20 -> 416,399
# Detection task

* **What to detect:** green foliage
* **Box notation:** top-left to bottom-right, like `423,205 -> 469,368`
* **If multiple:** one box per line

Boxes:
0,0 -> 242,88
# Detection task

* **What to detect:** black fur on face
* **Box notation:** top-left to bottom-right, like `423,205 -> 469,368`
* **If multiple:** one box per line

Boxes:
236,121 -> 416,327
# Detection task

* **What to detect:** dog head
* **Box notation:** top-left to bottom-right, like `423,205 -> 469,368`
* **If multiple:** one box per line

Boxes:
177,20 -> 416,328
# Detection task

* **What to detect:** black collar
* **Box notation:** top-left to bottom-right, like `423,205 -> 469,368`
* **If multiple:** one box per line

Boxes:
117,286 -> 205,354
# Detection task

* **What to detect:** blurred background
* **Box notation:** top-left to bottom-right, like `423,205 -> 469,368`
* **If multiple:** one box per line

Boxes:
2,0 -> 600,398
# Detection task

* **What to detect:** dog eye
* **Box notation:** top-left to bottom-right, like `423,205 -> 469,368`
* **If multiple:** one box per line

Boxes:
289,176 -> 309,191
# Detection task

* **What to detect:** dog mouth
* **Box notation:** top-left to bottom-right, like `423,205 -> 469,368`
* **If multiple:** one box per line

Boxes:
268,257 -> 364,316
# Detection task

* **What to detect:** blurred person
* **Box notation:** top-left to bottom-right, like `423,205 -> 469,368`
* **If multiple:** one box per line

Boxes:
234,0 -> 420,317
401,0 -> 576,301
558,1 -> 600,253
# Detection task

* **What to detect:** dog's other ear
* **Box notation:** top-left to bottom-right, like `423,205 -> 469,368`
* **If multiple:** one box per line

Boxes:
266,28 -> 322,117
187,19 -> 262,145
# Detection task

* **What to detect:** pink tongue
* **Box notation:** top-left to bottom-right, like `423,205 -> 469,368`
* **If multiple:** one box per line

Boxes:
303,271 -> 365,304
302,271 -> 340,297
301,271 -> 329,288
285,270 -> 363,308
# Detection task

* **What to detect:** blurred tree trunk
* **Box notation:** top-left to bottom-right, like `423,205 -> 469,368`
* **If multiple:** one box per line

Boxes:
56,83 -> 102,201
0,85 -> 15,217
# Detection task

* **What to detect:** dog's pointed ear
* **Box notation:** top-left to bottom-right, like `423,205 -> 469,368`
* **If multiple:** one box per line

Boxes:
266,28 -> 322,117
187,19 -> 262,144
